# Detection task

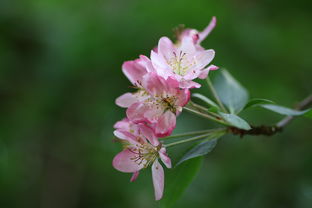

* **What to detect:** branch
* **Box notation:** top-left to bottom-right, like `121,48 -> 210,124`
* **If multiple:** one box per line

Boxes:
229,94 -> 312,137
276,94 -> 312,128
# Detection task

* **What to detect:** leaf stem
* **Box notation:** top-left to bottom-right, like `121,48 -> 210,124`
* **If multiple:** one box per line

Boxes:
159,128 -> 226,140
164,132 -> 215,148
206,77 -> 228,113
190,101 -> 220,118
183,106 -> 228,125
165,129 -> 227,148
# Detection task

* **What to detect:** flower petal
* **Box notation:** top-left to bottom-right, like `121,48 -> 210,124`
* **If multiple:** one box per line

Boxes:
198,65 -> 219,79
126,102 -> 151,123
113,118 -> 130,130
159,148 -> 172,168
122,59 -> 147,85
143,72 -> 167,96
113,129 -> 141,145
179,80 -> 201,89
152,160 -> 164,201
179,36 -> 196,54
158,37 -> 175,59
154,111 -> 176,137
139,124 -> 160,147
151,51 -> 170,79
198,16 -> 216,43
112,149 -> 144,173
194,49 -> 215,70
138,55 -> 155,73
116,93 -> 138,108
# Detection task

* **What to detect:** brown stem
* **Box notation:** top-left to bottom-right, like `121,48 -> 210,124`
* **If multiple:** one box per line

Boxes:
229,94 -> 312,137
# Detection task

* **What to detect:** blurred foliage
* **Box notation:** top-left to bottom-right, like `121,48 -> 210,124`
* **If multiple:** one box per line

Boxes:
0,0 -> 312,207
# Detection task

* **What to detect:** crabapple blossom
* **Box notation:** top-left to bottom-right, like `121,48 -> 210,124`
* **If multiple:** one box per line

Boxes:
125,72 -> 190,137
150,17 -> 218,89
115,55 -> 154,108
178,16 -> 217,48
113,17 -> 220,201
113,119 -> 171,200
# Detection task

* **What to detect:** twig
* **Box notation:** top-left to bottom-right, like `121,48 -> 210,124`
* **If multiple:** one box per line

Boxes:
229,94 -> 312,137
276,94 -> 312,128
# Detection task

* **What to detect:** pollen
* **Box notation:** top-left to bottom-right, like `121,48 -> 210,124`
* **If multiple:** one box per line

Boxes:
167,51 -> 195,76
130,142 -> 159,168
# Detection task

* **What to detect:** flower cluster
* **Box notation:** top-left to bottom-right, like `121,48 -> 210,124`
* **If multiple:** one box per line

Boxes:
113,17 -> 218,200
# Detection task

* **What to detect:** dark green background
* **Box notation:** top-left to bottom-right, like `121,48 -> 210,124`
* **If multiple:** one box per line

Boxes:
1,0 -> 312,207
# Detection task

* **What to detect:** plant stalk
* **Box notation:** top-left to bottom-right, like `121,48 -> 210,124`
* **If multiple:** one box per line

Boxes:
206,77 -> 228,113
183,106 -> 228,125
164,131 -> 225,148
159,128 -> 226,140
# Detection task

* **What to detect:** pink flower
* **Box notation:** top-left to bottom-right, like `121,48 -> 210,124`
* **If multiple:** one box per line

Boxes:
116,55 -> 154,108
113,119 -> 171,200
125,73 -> 190,137
150,17 -> 218,89
179,16 -> 217,48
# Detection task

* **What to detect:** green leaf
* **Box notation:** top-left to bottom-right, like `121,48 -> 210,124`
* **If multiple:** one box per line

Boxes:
159,157 -> 203,208
208,106 -> 219,113
176,139 -> 217,167
214,69 -> 249,114
260,104 -> 311,116
244,98 -> 275,110
219,112 -> 251,130
192,93 -> 219,108
304,109 -> 312,119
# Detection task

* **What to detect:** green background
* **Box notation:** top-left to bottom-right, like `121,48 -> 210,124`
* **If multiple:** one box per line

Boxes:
1,0 -> 312,207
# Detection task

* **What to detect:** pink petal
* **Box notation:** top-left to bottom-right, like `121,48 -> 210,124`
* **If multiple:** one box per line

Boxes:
176,88 -> 191,107
150,51 -> 173,79
198,68 -> 209,79
179,80 -> 201,89
207,64 -> 219,71
113,118 -> 130,130
130,171 -> 140,182
126,102 -> 150,123
122,59 -> 147,85
194,49 -> 215,70
143,73 -> 167,96
159,148 -> 172,168
165,76 -> 180,89
152,160 -> 164,201
154,111 -> 176,137
113,130 -> 129,140
179,36 -> 196,54
116,93 -> 138,108
158,37 -> 175,59
139,124 -> 160,147
198,16 -> 216,43
198,65 -> 219,79
138,55 -> 155,73
113,130 -> 140,145
112,149 -> 144,173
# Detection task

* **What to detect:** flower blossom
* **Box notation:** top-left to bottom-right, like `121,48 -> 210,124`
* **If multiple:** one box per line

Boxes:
178,16 -> 217,49
112,118 -> 171,200
150,17 -> 218,89
116,58 -> 190,137
115,55 -> 154,108
113,17 -> 219,200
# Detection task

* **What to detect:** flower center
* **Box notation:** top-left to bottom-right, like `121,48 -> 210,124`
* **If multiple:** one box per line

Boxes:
130,142 -> 159,168
146,94 -> 178,114
167,51 -> 195,76
161,96 -> 177,113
